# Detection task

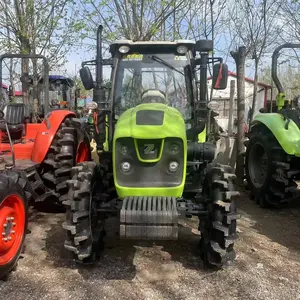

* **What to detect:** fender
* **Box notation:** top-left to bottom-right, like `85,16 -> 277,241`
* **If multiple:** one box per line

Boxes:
251,113 -> 300,157
31,110 -> 75,163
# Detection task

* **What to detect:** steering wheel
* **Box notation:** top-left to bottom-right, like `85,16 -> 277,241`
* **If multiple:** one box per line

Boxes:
0,110 -> 4,119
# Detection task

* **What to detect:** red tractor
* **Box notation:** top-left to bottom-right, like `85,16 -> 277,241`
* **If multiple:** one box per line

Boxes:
0,53 -> 91,279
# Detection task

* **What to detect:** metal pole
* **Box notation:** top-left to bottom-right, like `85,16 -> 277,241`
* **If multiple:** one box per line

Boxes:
93,25 -> 106,151
228,80 -> 235,135
270,79 -> 273,112
96,25 -> 103,87
43,57 -> 49,115
198,51 -> 208,130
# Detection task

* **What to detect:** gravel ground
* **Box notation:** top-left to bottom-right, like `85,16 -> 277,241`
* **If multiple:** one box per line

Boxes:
1,191 -> 300,300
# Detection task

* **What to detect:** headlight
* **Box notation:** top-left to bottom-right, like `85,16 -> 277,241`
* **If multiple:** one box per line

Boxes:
121,161 -> 131,172
177,45 -> 188,54
119,45 -> 130,53
120,145 -> 128,155
170,143 -> 180,155
169,161 -> 179,172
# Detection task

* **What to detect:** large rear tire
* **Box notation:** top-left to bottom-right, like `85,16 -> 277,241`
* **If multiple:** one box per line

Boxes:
0,172 -> 28,280
39,117 -> 91,207
245,126 -> 298,207
62,161 -> 109,263
199,163 -> 240,268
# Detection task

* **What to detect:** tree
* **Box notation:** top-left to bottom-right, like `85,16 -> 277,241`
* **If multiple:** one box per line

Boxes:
228,0 -> 283,120
76,0 -> 186,43
0,0 -> 81,104
231,46 -> 247,184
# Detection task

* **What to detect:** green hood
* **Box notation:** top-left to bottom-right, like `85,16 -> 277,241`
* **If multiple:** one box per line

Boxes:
114,103 -> 186,140
113,103 -> 187,198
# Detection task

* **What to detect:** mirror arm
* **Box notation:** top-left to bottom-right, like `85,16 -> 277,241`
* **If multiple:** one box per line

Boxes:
208,57 -> 223,63
194,57 -> 223,66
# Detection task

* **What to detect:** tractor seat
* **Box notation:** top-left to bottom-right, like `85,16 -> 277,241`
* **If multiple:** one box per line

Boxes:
0,103 -> 26,140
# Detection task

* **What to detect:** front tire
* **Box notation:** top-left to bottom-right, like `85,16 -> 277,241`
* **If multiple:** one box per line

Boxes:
0,172 -> 28,280
62,161 -> 108,263
199,163 -> 240,268
245,127 -> 298,207
39,117 -> 91,207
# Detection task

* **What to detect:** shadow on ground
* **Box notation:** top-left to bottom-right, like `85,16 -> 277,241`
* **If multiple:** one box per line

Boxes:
237,188 -> 300,254
43,215 -> 215,282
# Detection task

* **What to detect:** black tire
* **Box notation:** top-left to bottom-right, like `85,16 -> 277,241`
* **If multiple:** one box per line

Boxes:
245,126 -> 298,207
0,171 -> 29,280
62,161 -> 109,263
199,163 -> 240,268
39,117 -> 91,205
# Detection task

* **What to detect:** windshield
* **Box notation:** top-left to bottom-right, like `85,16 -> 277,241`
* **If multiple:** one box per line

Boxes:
114,53 -> 192,120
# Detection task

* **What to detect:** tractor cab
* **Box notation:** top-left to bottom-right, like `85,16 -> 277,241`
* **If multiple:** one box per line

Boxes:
110,41 -> 195,122
47,75 -> 74,110
80,38 -> 228,150
29,75 -> 75,112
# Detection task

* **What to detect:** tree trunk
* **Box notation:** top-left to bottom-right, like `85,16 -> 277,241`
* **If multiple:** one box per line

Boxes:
21,58 -> 30,107
250,58 -> 259,121
230,46 -> 247,184
228,80 -> 235,136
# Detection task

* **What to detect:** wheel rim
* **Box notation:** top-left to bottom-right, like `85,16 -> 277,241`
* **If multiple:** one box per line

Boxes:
76,142 -> 89,163
0,194 -> 25,265
248,142 -> 268,188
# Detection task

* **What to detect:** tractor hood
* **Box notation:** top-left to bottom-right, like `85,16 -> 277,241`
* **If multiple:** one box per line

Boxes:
114,103 -> 186,140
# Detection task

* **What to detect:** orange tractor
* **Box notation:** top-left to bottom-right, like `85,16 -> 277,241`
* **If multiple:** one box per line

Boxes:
0,53 -> 91,279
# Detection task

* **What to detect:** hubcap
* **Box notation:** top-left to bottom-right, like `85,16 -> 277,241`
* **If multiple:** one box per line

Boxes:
0,195 -> 25,265
248,143 -> 268,188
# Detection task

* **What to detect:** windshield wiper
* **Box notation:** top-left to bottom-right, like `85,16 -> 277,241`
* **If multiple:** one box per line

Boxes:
151,55 -> 185,76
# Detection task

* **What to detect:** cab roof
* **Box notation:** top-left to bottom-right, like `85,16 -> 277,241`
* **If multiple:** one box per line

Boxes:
109,39 -> 195,55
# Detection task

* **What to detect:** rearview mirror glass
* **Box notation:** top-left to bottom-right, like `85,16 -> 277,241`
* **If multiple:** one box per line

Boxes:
79,67 -> 95,90
212,63 -> 228,90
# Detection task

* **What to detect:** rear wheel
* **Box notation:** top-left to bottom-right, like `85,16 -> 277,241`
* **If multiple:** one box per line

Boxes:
62,161 -> 109,263
39,117 -> 91,207
245,127 -> 298,207
199,163 -> 240,268
0,173 -> 28,280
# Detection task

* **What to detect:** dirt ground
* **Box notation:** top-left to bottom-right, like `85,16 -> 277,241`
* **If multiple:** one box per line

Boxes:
1,190 -> 300,300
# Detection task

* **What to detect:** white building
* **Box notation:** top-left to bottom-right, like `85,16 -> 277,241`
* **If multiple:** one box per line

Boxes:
207,71 -> 271,133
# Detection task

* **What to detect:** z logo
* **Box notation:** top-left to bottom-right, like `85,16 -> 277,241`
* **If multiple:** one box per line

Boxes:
144,144 -> 155,155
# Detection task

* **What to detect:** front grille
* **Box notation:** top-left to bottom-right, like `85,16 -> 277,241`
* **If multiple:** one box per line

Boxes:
120,196 -> 178,240
115,137 -> 184,187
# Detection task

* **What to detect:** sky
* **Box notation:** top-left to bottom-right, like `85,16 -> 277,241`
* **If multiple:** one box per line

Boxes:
61,38 -> 256,82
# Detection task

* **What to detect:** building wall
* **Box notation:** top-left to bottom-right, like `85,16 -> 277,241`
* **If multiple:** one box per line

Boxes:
207,76 -> 271,132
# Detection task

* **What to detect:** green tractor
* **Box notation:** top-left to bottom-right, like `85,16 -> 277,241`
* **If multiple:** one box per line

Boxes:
62,25 -> 240,268
245,43 -> 300,207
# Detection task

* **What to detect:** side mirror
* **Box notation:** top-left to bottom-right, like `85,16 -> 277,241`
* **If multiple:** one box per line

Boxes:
212,63 -> 228,90
79,67 -> 95,90
195,40 -> 213,52
0,110 -> 4,119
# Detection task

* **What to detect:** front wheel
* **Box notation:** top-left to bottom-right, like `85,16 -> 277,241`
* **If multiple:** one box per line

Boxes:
245,128 -> 297,207
62,161 -> 109,263
0,173 -> 28,280
38,117 -> 91,210
199,163 -> 240,268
